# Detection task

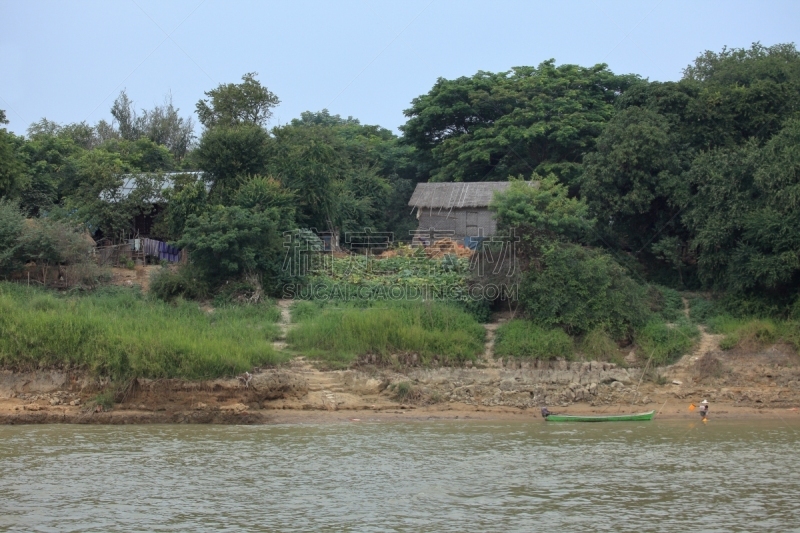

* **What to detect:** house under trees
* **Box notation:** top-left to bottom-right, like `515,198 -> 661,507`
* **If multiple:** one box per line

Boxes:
408,182 -> 513,246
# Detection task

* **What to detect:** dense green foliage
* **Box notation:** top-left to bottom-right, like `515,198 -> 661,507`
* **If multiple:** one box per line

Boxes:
0,201 -> 105,287
634,319 -> 700,366
0,283 -> 284,379
494,320 -> 573,360
518,244 -> 651,340
2,42 -> 800,365
401,61 -> 639,185
286,301 -> 485,367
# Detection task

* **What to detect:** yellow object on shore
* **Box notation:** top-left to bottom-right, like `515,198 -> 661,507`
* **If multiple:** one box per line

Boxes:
689,403 -> 696,411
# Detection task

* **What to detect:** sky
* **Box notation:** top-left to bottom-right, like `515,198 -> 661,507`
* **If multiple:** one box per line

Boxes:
1,0 -> 799,137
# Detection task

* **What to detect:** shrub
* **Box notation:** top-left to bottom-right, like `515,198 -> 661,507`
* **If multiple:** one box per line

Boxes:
649,285 -> 685,322
149,265 -> 210,302
394,381 -> 412,401
212,278 -> 267,307
92,391 -> 115,410
635,319 -> 699,365
0,215 -> 104,288
494,320 -> 574,360
519,244 -> 651,340
688,297 -> 722,323
580,329 -> 620,361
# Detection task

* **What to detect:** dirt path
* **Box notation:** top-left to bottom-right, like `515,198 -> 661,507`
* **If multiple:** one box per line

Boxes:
482,323 -> 500,367
666,326 -> 724,385
272,299 -> 293,350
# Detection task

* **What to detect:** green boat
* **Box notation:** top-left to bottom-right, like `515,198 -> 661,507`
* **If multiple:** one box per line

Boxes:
544,410 -> 656,422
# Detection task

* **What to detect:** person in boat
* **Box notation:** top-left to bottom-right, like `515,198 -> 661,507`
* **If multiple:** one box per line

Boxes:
699,399 -> 709,419
541,406 -> 551,418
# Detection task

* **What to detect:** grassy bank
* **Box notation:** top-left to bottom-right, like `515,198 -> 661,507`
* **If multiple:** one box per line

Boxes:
634,319 -> 700,365
0,283 -> 285,379
706,316 -> 800,351
494,321 -> 574,360
286,301 -> 485,367
494,317 -> 701,365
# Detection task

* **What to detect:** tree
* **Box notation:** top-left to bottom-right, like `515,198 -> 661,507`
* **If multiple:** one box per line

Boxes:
196,73 -> 279,129
195,123 -> 270,201
682,43 -> 800,148
0,200 -> 24,276
110,90 -> 195,159
178,204 -> 290,289
686,120 -> 800,297
491,176 -> 592,258
267,124 -> 346,232
491,175 -> 648,339
18,129 -> 82,215
0,111 -> 26,199
111,90 -> 138,141
580,107 -> 688,258
401,61 -> 641,184
268,112 -> 418,239
157,176 -> 210,239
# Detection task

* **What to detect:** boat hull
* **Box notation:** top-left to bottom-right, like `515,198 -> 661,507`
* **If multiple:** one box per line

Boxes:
545,410 -> 656,422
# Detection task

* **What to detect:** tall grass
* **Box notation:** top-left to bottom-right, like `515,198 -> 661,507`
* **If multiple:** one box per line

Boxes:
635,319 -> 700,365
0,283 -> 285,379
705,316 -> 800,351
286,301 -> 485,366
494,320 -> 574,360
580,328 -> 622,363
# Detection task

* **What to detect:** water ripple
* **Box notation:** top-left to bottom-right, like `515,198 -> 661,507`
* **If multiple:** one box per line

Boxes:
0,420 -> 799,532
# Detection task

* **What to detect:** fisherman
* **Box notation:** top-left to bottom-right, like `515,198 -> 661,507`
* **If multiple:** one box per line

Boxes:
541,406 -> 551,418
699,399 -> 709,419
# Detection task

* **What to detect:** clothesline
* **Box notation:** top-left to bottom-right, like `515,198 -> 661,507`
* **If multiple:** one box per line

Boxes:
141,238 -> 182,263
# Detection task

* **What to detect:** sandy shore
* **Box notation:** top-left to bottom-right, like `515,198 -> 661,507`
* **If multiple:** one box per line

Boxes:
2,397 -> 799,425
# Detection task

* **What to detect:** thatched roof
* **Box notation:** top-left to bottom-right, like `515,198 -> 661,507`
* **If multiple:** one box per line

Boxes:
409,181 -> 535,209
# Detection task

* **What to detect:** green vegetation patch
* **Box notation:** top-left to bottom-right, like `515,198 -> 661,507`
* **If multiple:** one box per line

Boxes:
579,329 -> 622,363
635,319 -> 700,366
706,317 -> 800,351
286,301 -> 485,367
0,283 -> 285,380
494,320 -> 574,360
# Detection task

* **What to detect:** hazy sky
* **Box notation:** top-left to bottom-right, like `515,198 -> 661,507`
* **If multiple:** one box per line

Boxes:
2,0 -> 799,136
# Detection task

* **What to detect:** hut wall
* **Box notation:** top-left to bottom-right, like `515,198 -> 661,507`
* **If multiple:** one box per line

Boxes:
416,208 -> 498,241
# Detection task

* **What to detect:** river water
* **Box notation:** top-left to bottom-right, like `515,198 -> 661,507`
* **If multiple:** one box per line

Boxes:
0,419 -> 799,532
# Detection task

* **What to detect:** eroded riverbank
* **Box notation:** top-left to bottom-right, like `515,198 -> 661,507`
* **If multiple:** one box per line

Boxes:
2,337 -> 799,424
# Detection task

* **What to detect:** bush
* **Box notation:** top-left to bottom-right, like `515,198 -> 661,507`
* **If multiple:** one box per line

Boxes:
519,244 -> 651,340
649,285 -> 685,322
494,320 -> 574,360
688,297 -> 722,323
635,319 -> 699,365
580,329 -> 620,362
212,278 -> 267,307
149,265 -> 210,302
286,301 -> 485,367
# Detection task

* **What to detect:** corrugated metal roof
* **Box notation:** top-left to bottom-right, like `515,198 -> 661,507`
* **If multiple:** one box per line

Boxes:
408,181 -> 535,209
100,172 -> 207,203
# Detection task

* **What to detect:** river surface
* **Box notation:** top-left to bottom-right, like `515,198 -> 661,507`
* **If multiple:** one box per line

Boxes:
0,419 -> 799,532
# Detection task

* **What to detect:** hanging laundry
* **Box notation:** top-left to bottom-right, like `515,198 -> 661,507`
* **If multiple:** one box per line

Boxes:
157,240 -> 181,263
141,238 -> 182,263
